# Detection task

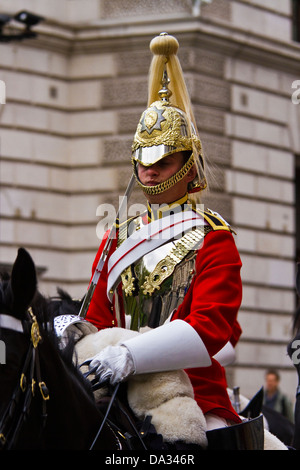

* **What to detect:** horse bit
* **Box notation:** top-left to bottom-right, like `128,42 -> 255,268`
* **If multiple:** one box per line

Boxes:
0,308 -> 50,450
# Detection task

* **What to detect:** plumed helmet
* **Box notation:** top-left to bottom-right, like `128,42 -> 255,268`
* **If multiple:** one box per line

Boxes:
132,33 -> 207,195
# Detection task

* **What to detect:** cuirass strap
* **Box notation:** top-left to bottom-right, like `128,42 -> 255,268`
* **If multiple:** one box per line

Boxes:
107,210 -> 207,300
120,225 -> 211,330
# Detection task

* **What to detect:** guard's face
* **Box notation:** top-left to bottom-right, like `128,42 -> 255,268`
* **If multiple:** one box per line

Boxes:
137,151 -> 196,204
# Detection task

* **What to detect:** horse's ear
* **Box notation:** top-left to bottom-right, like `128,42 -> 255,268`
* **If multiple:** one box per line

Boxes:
11,248 -> 37,318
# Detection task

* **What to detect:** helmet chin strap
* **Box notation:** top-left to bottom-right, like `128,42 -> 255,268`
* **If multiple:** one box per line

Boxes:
133,152 -> 195,196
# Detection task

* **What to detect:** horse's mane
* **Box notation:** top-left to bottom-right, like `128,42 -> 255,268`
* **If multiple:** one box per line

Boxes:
47,288 -> 82,317
33,288 -> 93,393
0,273 -> 14,316
0,273 -> 93,396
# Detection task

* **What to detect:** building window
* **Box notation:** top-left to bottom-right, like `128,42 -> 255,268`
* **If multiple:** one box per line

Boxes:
292,0 -> 300,42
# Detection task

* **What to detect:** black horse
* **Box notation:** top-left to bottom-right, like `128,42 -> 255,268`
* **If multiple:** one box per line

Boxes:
1,247 -> 267,450
0,248 -> 121,450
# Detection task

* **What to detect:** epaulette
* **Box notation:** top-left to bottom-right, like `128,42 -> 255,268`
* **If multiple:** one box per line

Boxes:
195,208 -> 235,233
115,208 -> 234,248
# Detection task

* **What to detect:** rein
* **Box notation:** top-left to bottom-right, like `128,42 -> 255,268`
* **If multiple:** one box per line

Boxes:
82,362 -> 148,451
89,382 -> 120,450
89,382 -> 147,451
0,309 -> 50,450
1,309 -> 147,450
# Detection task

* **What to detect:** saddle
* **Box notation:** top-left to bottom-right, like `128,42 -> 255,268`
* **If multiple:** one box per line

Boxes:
77,328 -> 266,450
94,383 -> 264,451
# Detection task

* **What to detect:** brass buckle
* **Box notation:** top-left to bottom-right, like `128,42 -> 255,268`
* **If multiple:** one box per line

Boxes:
28,307 -> 41,348
20,373 -> 26,392
39,382 -> 50,401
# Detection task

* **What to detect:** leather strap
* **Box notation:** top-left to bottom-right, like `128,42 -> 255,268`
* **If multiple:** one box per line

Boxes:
0,314 -> 23,333
107,211 -> 207,300
0,312 -> 49,449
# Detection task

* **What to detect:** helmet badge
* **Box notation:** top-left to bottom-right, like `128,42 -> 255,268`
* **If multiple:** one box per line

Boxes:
140,106 -> 166,135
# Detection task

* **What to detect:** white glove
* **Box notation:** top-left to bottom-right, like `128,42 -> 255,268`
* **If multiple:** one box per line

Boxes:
89,345 -> 135,385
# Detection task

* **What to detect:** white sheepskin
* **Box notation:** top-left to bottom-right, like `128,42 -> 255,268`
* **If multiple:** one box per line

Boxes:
263,430 -> 288,450
75,327 -> 208,447
127,368 -> 194,413
76,328 -> 288,450
127,369 -> 207,445
146,396 -> 207,445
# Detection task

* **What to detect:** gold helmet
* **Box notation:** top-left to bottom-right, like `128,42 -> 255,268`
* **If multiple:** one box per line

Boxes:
132,33 -> 207,196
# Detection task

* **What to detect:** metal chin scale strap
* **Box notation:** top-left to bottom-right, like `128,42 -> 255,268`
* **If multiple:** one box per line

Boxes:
0,308 -> 50,450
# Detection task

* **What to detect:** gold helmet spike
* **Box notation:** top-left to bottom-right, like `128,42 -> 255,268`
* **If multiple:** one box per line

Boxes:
132,33 -> 207,195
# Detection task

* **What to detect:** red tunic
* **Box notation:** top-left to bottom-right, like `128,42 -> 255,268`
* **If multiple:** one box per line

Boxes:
86,223 -> 243,423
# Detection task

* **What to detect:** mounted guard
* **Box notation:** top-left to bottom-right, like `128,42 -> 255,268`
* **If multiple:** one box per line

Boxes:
55,32 -> 269,450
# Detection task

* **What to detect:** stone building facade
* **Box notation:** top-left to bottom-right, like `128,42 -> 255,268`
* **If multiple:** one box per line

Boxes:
0,0 -> 300,401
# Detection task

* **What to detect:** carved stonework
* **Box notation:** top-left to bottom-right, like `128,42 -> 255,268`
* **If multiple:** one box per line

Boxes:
193,49 -> 226,78
194,106 -> 225,135
200,0 -> 231,22
200,134 -> 231,167
191,74 -> 230,109
103,137 -> 133,165
100,0 -> 192,18
118,109 -> 145,134
101,77 -> 148,108
117,50 -> 152,76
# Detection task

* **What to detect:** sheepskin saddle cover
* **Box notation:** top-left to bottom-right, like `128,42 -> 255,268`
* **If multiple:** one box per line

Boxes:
76,327 -> 207,446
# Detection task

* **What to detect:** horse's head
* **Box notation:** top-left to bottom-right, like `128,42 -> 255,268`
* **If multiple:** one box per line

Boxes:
0,248 -> 120,450
0,247 -> 37,321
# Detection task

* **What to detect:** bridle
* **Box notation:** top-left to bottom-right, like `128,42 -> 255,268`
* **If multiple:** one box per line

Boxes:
0,309 -> 148,450
0,308 -> 49,450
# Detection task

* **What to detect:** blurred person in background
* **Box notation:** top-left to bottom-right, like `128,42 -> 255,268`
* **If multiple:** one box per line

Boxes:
264,369 -> 294,423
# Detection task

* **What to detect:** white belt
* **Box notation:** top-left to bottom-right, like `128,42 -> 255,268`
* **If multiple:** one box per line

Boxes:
107,210 -> 206,300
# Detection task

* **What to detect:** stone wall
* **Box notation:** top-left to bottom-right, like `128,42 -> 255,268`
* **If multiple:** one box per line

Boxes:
0,0 -> 300,402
